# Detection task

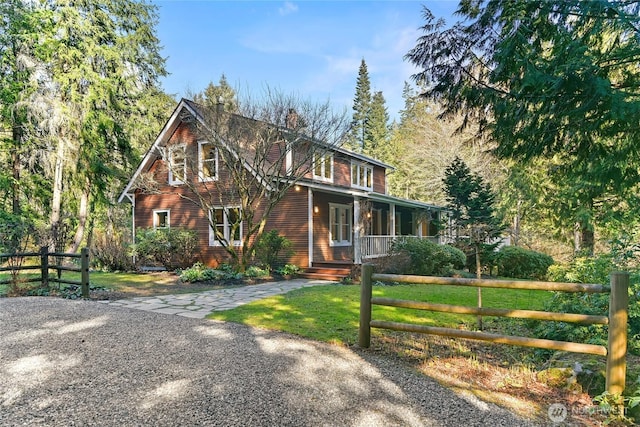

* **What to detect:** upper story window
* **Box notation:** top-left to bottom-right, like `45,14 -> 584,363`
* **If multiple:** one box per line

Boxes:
198,141 -> 218,181
313,153 -> 333,182
168,144 -> 186,185
209,207 -> 242,246
351,161 -> 373,190
153,209 -> 170,229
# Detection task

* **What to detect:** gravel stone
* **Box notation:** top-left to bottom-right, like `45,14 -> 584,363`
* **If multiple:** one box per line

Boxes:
0,297 -> 535,426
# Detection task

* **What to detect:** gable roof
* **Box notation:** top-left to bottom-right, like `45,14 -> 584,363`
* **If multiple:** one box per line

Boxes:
118,98 -> 395,203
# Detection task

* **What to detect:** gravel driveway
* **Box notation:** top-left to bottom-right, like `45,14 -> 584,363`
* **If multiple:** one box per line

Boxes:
0,297 -> 530,426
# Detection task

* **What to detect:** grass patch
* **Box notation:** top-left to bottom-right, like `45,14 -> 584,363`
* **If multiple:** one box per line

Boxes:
0,270 -> 224,298
207,283 -> 553,345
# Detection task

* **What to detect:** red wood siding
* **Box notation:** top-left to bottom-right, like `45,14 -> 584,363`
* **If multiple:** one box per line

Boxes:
265,187 -> 309,267
373,165 -> 386,194
311,191 -> 354,262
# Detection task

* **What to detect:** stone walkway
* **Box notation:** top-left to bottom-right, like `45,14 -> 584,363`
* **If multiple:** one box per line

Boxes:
100,278 -> 333,319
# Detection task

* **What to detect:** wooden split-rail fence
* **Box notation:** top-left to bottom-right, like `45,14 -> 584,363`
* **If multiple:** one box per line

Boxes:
359,264 -> 629,395
0,246 -> 90,297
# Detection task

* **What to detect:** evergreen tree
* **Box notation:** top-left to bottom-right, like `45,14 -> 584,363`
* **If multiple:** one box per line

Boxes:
363,90 -> 389,159
0,0 -> 169,251
347,59 -> 371,152
406,1 -> 640,254
443,157 -> 503,329
443,157 -> 503,275
194,74 -> 238,112
388,83 -> 497,204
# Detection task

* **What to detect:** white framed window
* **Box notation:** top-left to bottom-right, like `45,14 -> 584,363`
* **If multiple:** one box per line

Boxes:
329,203 -> 352,247
313,153 -> 333,182
209,207 -> 242,246
168,143 -> 186,185
153,209 -> 170,229
351,161 -> 373,190
198,141 -> 218,181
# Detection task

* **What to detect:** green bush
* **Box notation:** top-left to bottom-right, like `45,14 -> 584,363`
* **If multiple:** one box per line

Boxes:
495,246 -> 554,280
91,229 -> 135,272
388,238 -> 466,276
534,254 -> 640,356
254,230 -> 294,270
178,262 -> 242,282
277,264 -> 301,276
244,265 -> 270,278
132,228 -> 198,270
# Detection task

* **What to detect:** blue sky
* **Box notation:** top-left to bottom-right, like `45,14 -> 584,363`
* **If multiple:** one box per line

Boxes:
152,1 -> 459,121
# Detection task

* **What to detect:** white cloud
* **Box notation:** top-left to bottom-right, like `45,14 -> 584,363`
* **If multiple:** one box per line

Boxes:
279,1 -> 298,16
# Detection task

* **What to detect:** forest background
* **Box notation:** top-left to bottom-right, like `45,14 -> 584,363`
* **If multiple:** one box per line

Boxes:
2,0 -> 640,273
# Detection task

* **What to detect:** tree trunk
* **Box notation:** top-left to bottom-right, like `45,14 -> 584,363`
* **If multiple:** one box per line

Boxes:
512,199 -> 522,246
11,126 -> 21,215
50,139 -> 65,250
574,221 -> 594,255
68,178 -> 90,253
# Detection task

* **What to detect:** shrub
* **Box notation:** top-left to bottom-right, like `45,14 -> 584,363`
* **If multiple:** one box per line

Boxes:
244,265 -> 270,278
91,229 -> 135,272
534,254 -> 640,356
277,264 -> 301,276
388,238 -> 466,276
254,230 -> 293,270
451,240 -> 499,274
495,246 -> 554,280
178,262 -> 242,282
132,228 -> 198,270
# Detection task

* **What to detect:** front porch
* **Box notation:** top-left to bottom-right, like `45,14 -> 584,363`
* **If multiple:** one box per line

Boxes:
359,235 -> 439,262
310,189 -> 442,266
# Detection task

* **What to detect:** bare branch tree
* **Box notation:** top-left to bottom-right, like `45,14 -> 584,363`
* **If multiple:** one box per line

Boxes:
150,88 -> 349,271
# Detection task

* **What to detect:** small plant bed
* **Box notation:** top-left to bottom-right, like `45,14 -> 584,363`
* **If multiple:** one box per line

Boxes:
1,263 -> 301,300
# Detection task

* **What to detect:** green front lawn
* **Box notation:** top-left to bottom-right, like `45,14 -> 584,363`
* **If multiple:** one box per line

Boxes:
0,270 -> 187,297
208,283 -> 553,345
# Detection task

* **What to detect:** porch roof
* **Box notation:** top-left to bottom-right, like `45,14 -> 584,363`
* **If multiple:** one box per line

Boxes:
298,179 -> 443,211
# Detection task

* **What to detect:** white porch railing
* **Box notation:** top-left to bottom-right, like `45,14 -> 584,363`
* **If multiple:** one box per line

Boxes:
359,235 -> 439,261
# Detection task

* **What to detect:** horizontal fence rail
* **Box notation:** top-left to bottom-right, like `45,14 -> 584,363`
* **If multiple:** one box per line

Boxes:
359,264 -> 629,395
0,247 -> 90,297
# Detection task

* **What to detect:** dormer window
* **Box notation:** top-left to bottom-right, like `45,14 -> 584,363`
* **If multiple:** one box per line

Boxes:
351,161 -> 373,190
198,141 -> 218,181
168,144 -> 186,185
313,153 -> 333,182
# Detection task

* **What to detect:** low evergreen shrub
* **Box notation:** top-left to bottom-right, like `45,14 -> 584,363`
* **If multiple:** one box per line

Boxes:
388,238 -> 466,276
495,246 -> 554,280
254,230 -> 294,270
534,254 -> 640,356
131,228 -> 198,270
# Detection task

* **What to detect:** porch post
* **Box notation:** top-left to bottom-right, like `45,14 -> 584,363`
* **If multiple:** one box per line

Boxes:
308,188 -> 314,268
389,203 -> 396,237
353,198 -> 362,264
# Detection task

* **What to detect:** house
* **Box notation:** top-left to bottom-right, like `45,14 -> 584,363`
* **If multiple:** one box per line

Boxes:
118,99 -> 444,278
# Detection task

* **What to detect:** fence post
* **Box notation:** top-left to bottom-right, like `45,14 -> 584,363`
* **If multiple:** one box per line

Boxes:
81,247 -> 90,298
359,264 -> 373,348
40,246 -> 49,289
606,272 -> 628,396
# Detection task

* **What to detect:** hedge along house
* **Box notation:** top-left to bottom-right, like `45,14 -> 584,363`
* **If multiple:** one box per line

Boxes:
119,98 -> 444,278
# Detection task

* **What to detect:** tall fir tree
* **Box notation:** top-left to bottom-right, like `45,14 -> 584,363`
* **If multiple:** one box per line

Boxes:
347,59 -> 371,152
363,90 -> 389,159
0,0 -> 170,251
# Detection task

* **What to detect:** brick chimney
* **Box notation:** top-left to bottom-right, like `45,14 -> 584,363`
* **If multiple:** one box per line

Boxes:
286,108 -> 298,129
